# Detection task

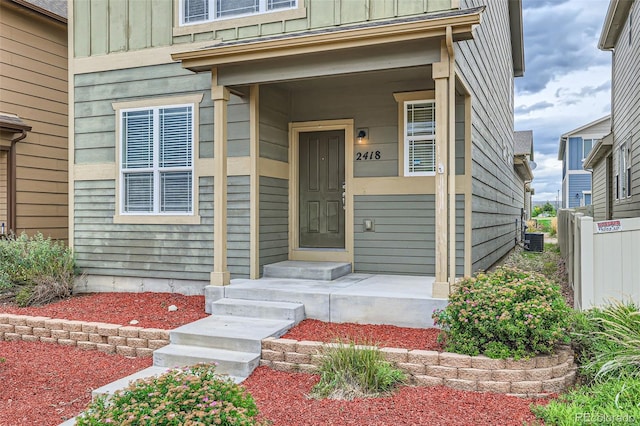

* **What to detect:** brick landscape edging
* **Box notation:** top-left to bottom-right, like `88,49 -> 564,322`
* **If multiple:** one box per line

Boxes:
0,313 -> 170,358
260,337 -> 577,397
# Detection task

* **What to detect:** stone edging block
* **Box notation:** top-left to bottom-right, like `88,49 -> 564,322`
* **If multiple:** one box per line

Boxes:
0,314 -> 170,358
262,338 -> 578,397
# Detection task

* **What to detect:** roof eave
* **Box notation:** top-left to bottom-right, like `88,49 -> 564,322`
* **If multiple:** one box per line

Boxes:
172,8 -> 484,72
583,132 -> 613,169
598,0 -> 632,50
514,155 -> 534,181
508,0 -> 525,77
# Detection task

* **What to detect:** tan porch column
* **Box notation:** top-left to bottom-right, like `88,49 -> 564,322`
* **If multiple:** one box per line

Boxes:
210,72 -> 231,286
432,40 -> 452,299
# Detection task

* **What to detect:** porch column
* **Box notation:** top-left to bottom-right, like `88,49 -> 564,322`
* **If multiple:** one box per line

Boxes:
432,41 -> 452,298
211,75 -> 231,286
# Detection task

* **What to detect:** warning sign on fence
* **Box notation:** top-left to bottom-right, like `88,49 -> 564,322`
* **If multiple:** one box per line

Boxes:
596,220 -> 622,233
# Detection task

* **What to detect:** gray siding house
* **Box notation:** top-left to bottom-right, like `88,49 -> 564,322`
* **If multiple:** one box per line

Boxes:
558,116 -> 611,209
585,0 -> 639,221
69,0 -> 525,299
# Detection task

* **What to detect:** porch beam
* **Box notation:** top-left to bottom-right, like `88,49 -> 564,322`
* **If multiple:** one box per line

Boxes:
210,69 -> 231,286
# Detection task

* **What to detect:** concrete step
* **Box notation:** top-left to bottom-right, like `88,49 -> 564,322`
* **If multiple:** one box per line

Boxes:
211,298 -> 305,323
170,315 -> 294,353
153,344 -> 260,378
263,260 -> 352,281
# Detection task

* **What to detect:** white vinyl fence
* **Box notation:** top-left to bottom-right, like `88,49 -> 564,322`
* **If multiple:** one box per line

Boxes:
558,209 -> 640,310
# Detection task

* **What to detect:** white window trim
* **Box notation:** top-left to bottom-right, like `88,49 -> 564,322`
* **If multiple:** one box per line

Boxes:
618,142 -> 630,200
403,100 -> 436,177
581,190 -> 591,206
112,94 -> 204,225
179,0 -> 298,26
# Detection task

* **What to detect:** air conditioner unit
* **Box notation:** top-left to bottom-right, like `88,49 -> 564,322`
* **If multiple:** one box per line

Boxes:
524,233 -> 544,252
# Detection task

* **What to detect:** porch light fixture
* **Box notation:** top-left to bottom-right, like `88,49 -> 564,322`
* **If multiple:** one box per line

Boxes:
575,193 -> 582,199
357,128 -> 368,144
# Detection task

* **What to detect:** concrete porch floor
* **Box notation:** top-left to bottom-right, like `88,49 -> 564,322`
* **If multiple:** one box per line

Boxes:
206,273 -> 448,328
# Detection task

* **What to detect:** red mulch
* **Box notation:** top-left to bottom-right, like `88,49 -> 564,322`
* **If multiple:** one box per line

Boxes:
283,319 -> 444,350
0,340 -> 152,426
244,367 -> 547,426
0,293 -> 549,425
0,292 -> 207,329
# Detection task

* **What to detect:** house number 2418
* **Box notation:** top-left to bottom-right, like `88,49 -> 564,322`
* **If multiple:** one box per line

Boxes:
355,151 -> 381,161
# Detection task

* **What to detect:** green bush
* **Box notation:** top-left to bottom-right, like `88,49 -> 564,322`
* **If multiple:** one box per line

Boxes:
310,340 -> 406,400
76,364 -> 265,426
532,375 -> 640,425
0,233 -> 75,306
433,267 -> 571,359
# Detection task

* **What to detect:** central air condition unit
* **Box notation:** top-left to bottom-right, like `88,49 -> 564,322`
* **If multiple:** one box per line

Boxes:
524,233 -> 544,252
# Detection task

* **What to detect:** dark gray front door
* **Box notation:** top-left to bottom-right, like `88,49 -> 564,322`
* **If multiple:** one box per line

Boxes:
299,130 -> 345,248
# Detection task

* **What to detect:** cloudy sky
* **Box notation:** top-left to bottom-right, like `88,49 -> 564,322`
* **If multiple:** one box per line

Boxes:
515,0 -> 612,204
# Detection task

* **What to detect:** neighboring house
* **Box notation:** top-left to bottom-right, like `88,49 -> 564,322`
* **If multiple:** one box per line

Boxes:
514,130 -> 535,221
69,0 -> 525,298
558,116 -> 611,209
585,0 -> 639,221
0,0 -> 68,241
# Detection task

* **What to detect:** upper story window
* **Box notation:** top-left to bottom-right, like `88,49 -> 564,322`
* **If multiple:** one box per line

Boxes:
120,105 -> 194,215
616,141 -> 631,200
582,138 -> 593,161
404,100 -> 436,176
181,0 -> 297,25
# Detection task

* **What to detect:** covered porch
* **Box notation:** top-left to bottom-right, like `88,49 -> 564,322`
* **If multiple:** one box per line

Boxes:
172,8 -> 481,298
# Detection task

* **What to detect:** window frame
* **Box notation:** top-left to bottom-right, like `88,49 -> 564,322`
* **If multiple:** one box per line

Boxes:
617,141 -> 630,200
582,138 -> 593,161
112,94 -> 203,225
402,99 -> 437,177
179,0 -> 298,26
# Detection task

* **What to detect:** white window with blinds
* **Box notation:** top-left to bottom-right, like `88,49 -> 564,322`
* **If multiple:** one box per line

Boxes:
404,100 -> 436,176
181,0 -> 297,25
120,105 -> 194,215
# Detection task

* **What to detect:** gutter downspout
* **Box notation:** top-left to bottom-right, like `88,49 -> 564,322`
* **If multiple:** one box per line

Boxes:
8,130 -> 28,234
446,26 -> 456,289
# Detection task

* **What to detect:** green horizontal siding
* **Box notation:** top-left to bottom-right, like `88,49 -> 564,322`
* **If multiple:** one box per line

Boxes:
73,177 -> 214,281
227,176 -> 250,278
259,176 -> 289,274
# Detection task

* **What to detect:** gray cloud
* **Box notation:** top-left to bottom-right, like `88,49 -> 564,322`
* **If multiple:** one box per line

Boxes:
515,101 -> 554,114
516,0 -> 610,94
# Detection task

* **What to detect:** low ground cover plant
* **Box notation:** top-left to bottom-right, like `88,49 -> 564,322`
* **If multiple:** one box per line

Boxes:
76,363 -> 266,426
533,300 -> 640,424
433,267 -> 571,359
310,340 -> 406,400
0,233 -> 75,306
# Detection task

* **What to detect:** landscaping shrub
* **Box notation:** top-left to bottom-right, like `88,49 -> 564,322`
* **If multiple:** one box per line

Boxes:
0,233 -> 75,306
570,300 -> 640,382
532,374 -> 640,425
76,363 -> 265,426
433,267 -> 571,359
310,340 -> 406,400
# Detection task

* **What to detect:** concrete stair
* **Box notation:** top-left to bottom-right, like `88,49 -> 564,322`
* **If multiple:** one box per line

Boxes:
87,297 -> 306,409
263,260 -> 352,281
211,298 -> 305,323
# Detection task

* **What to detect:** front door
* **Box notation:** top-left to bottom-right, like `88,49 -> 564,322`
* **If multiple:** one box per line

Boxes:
299,130 -> 345,248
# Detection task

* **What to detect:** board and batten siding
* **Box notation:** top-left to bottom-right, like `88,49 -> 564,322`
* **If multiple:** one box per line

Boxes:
73,0 -> 455,58
1,3 -> 68,240
259,176 -> 289,274
73,177 -> 214,281
611,0 -> 640,219
354,195 -> 464,276
227,176 -> 250,278
456,0 -> 521,272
